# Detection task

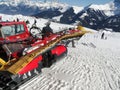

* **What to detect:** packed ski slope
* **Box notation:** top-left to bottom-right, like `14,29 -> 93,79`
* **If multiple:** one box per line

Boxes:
18,31 -> 120,90
0,14 -> 120,90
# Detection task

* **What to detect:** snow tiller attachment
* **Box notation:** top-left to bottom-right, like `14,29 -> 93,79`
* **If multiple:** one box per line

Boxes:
0,21 -> 89,90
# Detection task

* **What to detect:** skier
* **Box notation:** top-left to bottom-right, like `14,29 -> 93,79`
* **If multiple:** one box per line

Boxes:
101,32 -> 105,39
41,21 -> 53,39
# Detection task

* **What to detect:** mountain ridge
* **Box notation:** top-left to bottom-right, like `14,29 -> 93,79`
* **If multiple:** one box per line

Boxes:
0,0 -> 120,32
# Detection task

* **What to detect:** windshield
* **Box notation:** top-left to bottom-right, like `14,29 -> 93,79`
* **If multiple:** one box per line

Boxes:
1,24 -> 25,37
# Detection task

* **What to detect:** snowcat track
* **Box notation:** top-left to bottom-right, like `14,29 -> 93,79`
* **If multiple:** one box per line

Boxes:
0,72 -> 17,90
0,65 -> 42,90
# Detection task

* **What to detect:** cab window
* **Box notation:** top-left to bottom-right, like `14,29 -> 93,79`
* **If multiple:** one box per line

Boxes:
1,24 -> 25,37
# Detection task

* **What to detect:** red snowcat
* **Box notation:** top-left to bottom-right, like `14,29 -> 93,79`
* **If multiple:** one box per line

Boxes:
0,21 -> 89,90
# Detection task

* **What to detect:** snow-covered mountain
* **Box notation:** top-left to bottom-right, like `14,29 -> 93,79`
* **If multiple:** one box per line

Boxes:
76,0 -> 120,32
5,14 -> 120,90
0,0 -> 120,32
0,12 -> 120,90
0,0 -> 71,16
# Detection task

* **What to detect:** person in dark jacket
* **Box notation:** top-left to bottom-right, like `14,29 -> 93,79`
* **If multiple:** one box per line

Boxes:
42,21 -> 53,38
101,32 -> 105,39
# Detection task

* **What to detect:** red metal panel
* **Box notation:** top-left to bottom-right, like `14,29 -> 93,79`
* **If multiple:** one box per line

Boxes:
51,45 -> 67,56
18,55 -> 42,75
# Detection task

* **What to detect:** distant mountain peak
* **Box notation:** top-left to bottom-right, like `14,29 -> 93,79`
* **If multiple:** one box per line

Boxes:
114,0 -> 120,3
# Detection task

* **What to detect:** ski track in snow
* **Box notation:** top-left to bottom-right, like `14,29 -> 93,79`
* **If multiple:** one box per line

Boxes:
18,32 -> 120,90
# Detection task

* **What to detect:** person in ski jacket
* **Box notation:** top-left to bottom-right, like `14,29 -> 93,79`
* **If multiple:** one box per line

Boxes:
41,21 -> 53,38
101,32 -> 105,39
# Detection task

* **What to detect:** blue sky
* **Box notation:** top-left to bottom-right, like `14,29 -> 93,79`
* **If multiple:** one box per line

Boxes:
59,0 -> 113,6
1,0 -> 114,6
40,0 -> 113,6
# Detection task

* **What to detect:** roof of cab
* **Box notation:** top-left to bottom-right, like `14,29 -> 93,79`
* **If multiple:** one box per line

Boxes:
0,21 -> 26,26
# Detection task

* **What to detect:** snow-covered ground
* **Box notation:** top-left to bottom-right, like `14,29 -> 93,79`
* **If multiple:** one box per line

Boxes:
18,31 -> 120,90
0,14 -> 120,90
